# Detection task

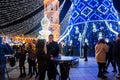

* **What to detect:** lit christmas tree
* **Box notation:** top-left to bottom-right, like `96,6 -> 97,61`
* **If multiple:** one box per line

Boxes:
59,0 -> 120,56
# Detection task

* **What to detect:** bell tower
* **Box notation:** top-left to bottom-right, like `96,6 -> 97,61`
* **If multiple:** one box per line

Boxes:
44,0 -> 60,41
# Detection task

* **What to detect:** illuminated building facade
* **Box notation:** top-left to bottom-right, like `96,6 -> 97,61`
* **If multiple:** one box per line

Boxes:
44,0 -> 60,41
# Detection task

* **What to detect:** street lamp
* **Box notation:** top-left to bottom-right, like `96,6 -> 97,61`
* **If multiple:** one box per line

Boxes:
78,33 -> 83,57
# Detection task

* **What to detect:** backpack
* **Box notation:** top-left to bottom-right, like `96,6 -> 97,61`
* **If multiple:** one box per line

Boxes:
9,57 -> 16,67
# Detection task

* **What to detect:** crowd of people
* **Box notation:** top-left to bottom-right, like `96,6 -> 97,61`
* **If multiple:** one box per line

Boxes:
15,34 -> 61,80
1,33 -> 120,80
65,42 -> 89,61
0,34 -> 70,80
95,34 -> 120,79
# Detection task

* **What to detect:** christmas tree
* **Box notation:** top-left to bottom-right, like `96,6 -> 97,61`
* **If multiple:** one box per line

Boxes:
59,0 -> 120,56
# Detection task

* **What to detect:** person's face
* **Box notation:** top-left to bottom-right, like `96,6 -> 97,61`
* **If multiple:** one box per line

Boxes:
49,36 -> 53,43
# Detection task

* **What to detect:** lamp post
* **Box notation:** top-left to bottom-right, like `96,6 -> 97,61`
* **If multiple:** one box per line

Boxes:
78,33 -> 83,57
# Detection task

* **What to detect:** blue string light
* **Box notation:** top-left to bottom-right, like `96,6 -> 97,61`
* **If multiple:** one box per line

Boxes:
60,0 -> 120,56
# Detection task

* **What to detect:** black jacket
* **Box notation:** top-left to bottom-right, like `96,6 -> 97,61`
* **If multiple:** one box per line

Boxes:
47,41 -> 59,57
113,39 -> 120,64
18,50 -> 27,62
107,42 -> 114,60
37,51 -> 49,64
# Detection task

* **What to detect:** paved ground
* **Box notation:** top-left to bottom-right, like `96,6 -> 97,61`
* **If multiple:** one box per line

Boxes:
5,57 -> 119,80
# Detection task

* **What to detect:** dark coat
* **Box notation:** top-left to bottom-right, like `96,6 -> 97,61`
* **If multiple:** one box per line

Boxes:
18,50 -> 26,62
0,44 -> 10,65
113,39 -> 120,64
6,44 -> 13,54
47,41 -> 59,57
36,51 -> 49,64
83,43 -> 89,53
107,42 -> 114,60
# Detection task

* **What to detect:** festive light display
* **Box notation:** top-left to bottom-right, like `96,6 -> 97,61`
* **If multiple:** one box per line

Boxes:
59,0 -> 120,56
38,15 -> 51,41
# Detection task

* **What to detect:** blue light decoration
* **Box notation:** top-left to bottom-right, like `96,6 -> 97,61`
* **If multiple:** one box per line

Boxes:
59,0 -> 120,56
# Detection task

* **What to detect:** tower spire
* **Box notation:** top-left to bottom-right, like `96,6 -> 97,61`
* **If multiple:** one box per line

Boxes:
44,0 -> 60,41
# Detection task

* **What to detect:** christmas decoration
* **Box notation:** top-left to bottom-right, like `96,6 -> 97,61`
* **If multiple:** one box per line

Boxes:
38,15 -> 51,41
59,0 -> 120,56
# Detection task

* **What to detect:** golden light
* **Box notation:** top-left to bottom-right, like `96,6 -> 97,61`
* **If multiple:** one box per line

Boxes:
44,0 -> 60,41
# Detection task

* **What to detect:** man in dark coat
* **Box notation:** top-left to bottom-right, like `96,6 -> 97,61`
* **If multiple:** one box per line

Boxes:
113,34 -> 120,79
47,34 -> 59,80
0,37 -> 10,80
105,41 -> 117,73
83,43 -> 89,61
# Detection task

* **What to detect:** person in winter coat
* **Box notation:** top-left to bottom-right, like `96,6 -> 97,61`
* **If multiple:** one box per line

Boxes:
18,45 -> 27,78
26,43 -> 38,78
0,37 -> 10,80
83,43 -> 89,61
47,34 -> 59,80
113,34 -> 120,79
36,39 -> 49,80
105,41 -> 117,73
95,39 -> 108,79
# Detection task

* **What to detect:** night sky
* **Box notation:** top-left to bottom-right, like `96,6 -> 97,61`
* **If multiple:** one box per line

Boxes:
113,0 -> 120,13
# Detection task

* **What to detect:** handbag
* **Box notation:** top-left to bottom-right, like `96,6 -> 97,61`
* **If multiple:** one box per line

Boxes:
9,57 -> 16,67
